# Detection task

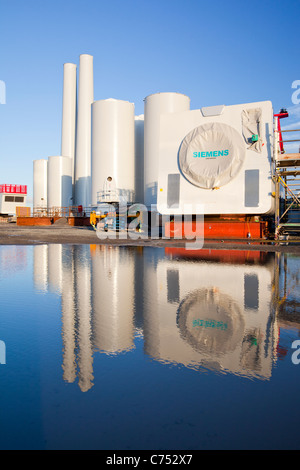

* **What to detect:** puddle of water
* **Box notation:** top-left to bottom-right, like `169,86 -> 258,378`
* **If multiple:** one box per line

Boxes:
0,244 -> 299,450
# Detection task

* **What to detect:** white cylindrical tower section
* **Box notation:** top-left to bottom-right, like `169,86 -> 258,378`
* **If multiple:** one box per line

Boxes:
33,159 -> 48,209
47,156 -> 72,208
135,114 -> 144,204
144,92 -> 190,207
61,63 -> 77,184
75,54 -> 94,208
91,99 -> 135,205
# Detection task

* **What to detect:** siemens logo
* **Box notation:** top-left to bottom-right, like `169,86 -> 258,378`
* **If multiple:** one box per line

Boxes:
193,150 -> 229,158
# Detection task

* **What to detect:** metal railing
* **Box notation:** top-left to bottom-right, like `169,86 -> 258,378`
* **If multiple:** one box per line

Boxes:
279,128 -> 300,144
31,206 -> 93,218
97,189 -> 135,204
274,113 -> 300,237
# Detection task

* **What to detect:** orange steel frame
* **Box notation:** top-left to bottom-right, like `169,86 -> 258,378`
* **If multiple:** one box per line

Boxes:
165,218 -> 269,240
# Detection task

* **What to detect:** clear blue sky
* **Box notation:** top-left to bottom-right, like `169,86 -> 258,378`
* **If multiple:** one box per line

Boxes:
0,0 -> 299,201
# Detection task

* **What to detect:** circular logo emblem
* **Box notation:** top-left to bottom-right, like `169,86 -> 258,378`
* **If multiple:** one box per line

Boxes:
179,122 -> 246,189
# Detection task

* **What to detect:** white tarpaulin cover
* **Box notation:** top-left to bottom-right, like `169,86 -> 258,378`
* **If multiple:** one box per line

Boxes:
241,108 -> 262,153
179,122 -> 246,189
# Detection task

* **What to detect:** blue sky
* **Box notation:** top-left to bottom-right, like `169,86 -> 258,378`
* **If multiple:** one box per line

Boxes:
0,0 -> 299,202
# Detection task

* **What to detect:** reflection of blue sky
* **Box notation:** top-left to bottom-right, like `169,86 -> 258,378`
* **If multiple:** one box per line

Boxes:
0,245 -> 63,449
0,245 -> 29,280
280,255 -> 300,304
288,255 -> 300,299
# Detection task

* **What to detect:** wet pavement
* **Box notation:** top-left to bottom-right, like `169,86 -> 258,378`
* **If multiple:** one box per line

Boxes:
0,224 -> 299,253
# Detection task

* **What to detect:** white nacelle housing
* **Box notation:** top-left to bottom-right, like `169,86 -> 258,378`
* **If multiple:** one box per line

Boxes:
157,100 -> 274,215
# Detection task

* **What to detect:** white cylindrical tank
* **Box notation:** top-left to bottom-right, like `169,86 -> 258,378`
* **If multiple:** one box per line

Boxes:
75,54 -> 94,208
47,156 -> 72,208
91,98 -> 135,205
33,159 -> 48,208
61,62 -> 77,184
135,114 -> 144,204
144,92 -> 190,207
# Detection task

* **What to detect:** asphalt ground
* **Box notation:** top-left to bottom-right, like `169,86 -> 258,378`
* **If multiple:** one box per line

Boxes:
0,223 -> 300,253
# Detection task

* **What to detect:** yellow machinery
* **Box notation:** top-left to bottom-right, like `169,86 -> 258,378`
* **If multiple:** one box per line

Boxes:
90,207 -> 142,232
90,211 -> 107,230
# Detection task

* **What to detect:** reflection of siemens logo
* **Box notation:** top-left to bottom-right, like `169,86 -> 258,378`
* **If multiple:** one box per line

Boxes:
193,150 -> 229,158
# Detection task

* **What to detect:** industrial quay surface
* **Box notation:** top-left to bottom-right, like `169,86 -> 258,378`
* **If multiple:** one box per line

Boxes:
0,225 -> 299,256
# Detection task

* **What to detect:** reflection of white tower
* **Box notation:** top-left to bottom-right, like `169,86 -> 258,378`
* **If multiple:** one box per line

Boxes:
33,245 -> 48,292
74,245 -> 94,392
142,249 -> 164,359
47,244 -> 63,294
143,251 -> 276,380
61,246 -> 76,384
91,245 -> 135,354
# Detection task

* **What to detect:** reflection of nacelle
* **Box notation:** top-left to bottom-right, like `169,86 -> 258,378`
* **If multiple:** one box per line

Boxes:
143,253 -> 276,380
157,101 -> 274,215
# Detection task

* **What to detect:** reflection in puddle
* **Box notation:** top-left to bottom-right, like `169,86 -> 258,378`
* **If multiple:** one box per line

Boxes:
177,288 -> 245,356
32,244 -> 299,390
144,248 -> 277,380
34,245 -> 136,392
0,245 -> 28,278
91,245 -> 135,356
